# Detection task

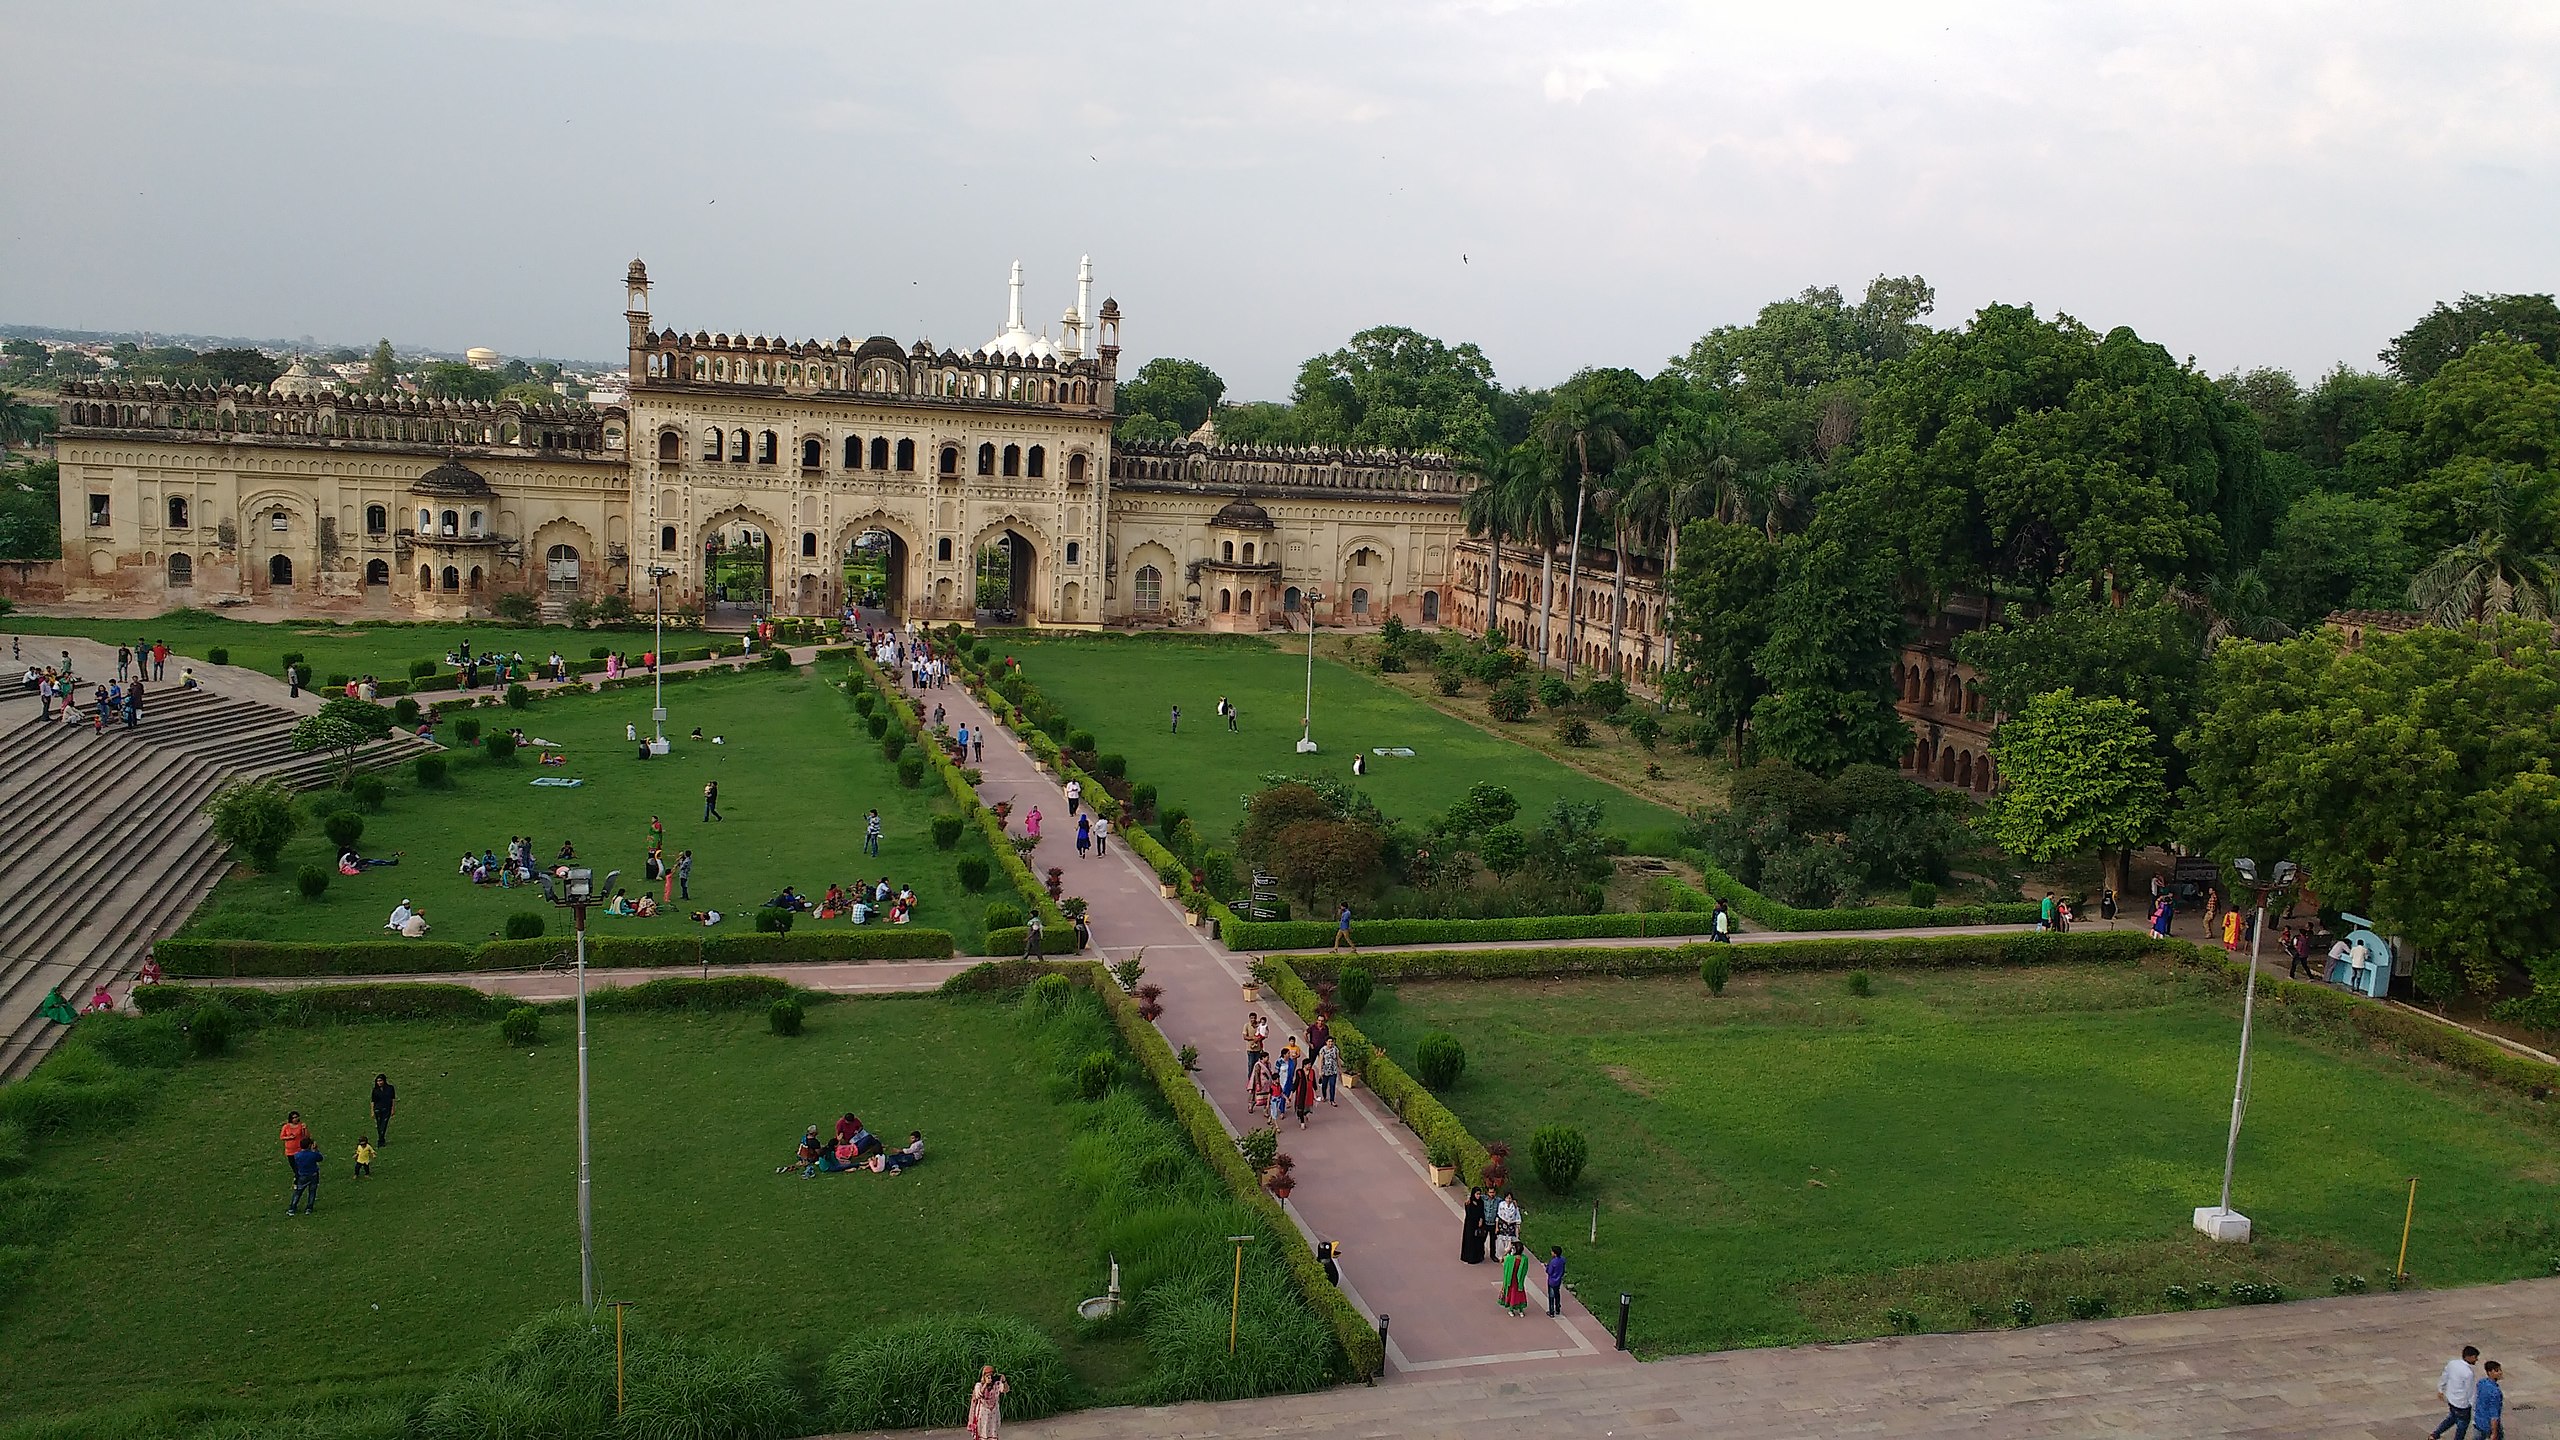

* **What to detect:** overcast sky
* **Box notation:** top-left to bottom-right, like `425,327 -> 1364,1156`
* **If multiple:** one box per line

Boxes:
3,1 -> 2553,397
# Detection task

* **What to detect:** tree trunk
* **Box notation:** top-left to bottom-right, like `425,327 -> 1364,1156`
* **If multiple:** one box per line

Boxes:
1607,515 -> 1629,679
1536,542 -> 1556,671
1484,527 -> 1500,648
1660,522 -> 1680,679
1563,473 -> 1589,680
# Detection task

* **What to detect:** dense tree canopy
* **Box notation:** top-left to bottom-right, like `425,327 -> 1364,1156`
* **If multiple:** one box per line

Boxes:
1289,325 -> 1519,453
1115,357 -> 1226,442
1983,690 -> 2168,874
2382,292 -> 2560,383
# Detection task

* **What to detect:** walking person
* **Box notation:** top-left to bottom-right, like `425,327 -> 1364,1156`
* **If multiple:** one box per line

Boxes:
2435,1346 -> 2481,1440
1316,1035 -> 1341,1105
1225,697 -> 1239,732
865,809 -> 882,857
1545,1245 -> 1568,1317
279,1109 -> 312,1177
1243,1012 -> 1268,1094
1025,806 -> 1041,842
370,1074 -> 396,1146
1711,899 -> 1732,943
2474,1360 -> 2505,1440
1064,778 -> 1081,816
677,850 -> 692,900
702,781 -> 722,821
1092,813 -> 1109,856
1022,914 -> 1044,958
966,1365 -> 1008,1439
971,729 -> 983,763
1075,814 -> 1091,859
1292,1049 -> 1316,1126
1499,1244 -> 1530,1316
1332,902 -> 1357,954
287,1136 -> 324,1216
354,1138 -> 375,1177
1169,704 -> 1180,734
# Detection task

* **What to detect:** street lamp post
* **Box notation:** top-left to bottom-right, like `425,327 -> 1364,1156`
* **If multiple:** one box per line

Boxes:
647,566 -> 673,745
551,865 -> 618,1305
1297,589 -> 1325,754
2194,856 -> 2296,1244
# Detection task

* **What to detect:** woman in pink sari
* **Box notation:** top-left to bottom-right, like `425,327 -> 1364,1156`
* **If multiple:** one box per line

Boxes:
1024,807 -> 1042,841
967,1365 -> 1008,1438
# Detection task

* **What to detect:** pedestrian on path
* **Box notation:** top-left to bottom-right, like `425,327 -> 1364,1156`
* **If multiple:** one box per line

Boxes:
1496,1190 -> 1523,1259
703,781 -> 723,821
370,1074 -> 396,1146
1243,1013 -> 1269,1093
153,641 -> 167,679
865,809 -> 883,856
1461,1187 -> 1489,1264
116,644 -> 131,681
972,730 -> 983,763
1023,914 -> 1044,958
1711,900 -> 1731,942
1545,1246 -> 1568,1316
1499,1246 -> 1530,1316
677,850 -> 692,899
1075,814 -> 1090,858
1025,807 -> 1041,841
1316,1036 -> 1341,1105
1332,902 -> 1357,953
2475,1361 -> 2505,1440
1169,704 -> 1180,734
1292,1051 -> 1316,1126
1092,813 -> 1109,855
967,1365 -> 1007,1439
1064,778 -> 1081,816
2435,1346 -> 2481,1440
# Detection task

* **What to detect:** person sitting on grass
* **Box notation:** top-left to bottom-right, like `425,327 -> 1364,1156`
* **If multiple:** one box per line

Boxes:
777,1125 -> 827,1174
384,900 -> 415,932
687,909 -> 724,926
606,890 -> 634,916
766,886 -> 811,912
630,894 -> 659,918
819,884 -> 845,920
872,1131 -> 925,1174
399,909 -> 431,938
803,1135 -> 861,1177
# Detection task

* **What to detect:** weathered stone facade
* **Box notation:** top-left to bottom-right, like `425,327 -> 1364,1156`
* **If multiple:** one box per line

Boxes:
42,259 -> 1480,629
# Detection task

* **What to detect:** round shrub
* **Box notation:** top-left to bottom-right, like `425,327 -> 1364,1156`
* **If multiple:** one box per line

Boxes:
865,713 -> 889,739
454,717 -> 482,746
822,1315 -> 1072,1432
323,673 -> 351,690
322,811 -> 365,852
1581,677 -> 1630,714
483,732 -> 518,763
206,646 -> 229,666
351,774 -> 388,811
415,753 -> 450,788
504,682 -> 530,710
1907,881 -> 1939,909
504,911 -> 546,941
1555,717 -> 1594,748
1535,674 -> 1574,710
1041,715 -> 1069,741
1529,1124 -> 1589,1193
1074,1049 -> 1117,1100
1022,973 -> 1072,1017
188,1003 -> 235,1057
1413,1031 -> 1467,1090
1067,729 -> 1097,754
1628,713 -> 1662,749
1698,947 -> 1732,996
853,691 -> 877,716
1485,679 -> 1532,722
589,645 -> 613,660
408,658 -> 439,680
1436,673 -> 1464,696
985,902 -> 1027,934
930,815 -> 964,850
295,865 -> 331,901
279,650 -> 306,672
1097,753 -> 1126,778
1847,970 -> 1874,997
956,857 -> 991,892
768,998 -> 805,1037
1336,965 -> 1375,1015
392,696 -> 423,727
1130,781 -> 1157,816
881,727 -> 908,759
499,1006 -> 542,1045
754,906 -> 795,935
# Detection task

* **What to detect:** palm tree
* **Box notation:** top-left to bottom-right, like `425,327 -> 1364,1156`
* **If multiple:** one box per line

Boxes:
1462,438 -> 1522,646
2408,470 -> 2560,627
2167,568 -> 2296,655
1535,389 -> 1634,678
0,390 -> 52,453
1514,450 -> 1572,670
1622,441 -> 1713,677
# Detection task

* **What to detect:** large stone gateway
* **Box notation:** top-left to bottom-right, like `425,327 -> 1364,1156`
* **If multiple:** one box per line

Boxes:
46,259 -> 1477,629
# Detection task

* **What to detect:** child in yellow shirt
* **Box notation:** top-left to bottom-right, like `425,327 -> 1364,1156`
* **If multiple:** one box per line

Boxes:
354,1139 -> 376,1177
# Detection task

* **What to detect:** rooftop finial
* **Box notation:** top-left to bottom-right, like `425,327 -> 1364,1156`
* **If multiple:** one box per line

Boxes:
1007,260 -> 1024,333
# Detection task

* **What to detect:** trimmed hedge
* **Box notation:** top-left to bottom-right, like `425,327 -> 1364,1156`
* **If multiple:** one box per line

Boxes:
1277,929 -> 2163,985
1226,910 -> 1717,950
156,928 -> 954,978
1688,849 -> 2043,931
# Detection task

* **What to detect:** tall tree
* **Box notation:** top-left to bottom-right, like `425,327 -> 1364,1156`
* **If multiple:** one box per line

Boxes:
0,391 -> 53,449
2382,292 -> 2560,383
1290,326 -> 1507,453
1983,691 -> 2168,896
199,347 -> 282,389
1747,535 -> 1907,775
2259,491 -> 2420,625
1462,439 -> 1533,643
1956,590 -> 2203,783
365,339 -> 399,392
1534,372 -> 1637,678
2407,468 -> 2560,626
1115,357 -> 1226,440
1662,518 -> 1779,759
2181,619 -> 2560,998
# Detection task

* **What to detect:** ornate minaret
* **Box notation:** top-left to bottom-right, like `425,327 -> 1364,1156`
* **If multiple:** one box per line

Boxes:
624,258 -> 652,379
1075,255 -> 1094,358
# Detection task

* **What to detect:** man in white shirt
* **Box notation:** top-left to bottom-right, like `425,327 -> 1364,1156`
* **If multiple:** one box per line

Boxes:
2434,1345 -> 2480,1440
384,900 -> 413,932
1064,779 -> 1082,816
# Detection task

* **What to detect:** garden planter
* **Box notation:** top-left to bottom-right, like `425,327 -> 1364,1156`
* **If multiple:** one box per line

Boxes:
1160,883 -> 1179,899
1427,1164 -> 1457,1187
1269,1177 -> 1296,1200
1342,1072 -> 1359,1090
1240,981 -> 1260,1002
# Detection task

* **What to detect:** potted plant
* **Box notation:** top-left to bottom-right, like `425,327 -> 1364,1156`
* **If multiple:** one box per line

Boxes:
1176,1043 -> 1200,1073
1236,1124 -> 1279,1175
1045,867 -> 1065,901
1424,1137 -> 1459,1187
1337,1032 -> 1368,1090
1269,1152 -> 1297,1199
1483,1141 -> 1512,1193
1156,861 -> 1182,899
1135,983 -> 1164,1022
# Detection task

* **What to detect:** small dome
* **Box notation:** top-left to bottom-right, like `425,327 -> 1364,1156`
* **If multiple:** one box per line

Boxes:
465,347 -> 500,369
853,335 -> 906,364
409,457 -> 496,498
1211,497 -> 1274,530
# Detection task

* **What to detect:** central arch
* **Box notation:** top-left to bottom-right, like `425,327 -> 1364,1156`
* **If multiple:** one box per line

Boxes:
966,516 -> 1048,625
835,512 -> 917,620
698,504 -> 787,628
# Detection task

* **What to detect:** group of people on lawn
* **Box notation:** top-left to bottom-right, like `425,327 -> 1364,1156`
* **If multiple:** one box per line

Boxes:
768,878 -> 918,924
781,1113 -> 925,1177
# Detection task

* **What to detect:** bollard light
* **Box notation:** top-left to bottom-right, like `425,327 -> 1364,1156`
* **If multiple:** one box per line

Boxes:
1615,1292 -> 1632,1351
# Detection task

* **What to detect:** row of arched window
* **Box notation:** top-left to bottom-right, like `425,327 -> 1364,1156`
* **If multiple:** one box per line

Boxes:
668,426 -> 1089,483
669,351 -> 1097,407
70,402 -> 600,451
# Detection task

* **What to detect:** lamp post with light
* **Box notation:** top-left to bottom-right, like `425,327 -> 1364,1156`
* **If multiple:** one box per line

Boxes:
2193,855 -> 2297,1243
647,565 -> 674,746
551,864 -> 618,1305
1297,588 -> 1326,754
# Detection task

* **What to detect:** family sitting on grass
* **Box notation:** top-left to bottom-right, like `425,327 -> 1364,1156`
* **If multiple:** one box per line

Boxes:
779,1114 -> 925,1177
460,836 -> 540,887
815,878 -> 917,924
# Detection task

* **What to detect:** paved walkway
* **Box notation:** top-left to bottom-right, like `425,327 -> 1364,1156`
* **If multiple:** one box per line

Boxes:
837,1275 -> 2560,1438
920,665 -> 1629,1379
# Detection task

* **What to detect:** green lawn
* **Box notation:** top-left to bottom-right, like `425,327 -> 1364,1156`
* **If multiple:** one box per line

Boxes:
998,634 -> 1685,841
0,996 -> 1143,1427
183,667 -> 992,952
0,609 -> 682,684
1360,963 -> 2560,1352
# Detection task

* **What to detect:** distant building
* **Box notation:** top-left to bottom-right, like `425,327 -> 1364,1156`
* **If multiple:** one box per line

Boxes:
464,347 -> 501,370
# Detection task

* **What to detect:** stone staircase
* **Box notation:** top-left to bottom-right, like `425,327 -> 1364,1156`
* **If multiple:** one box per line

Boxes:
0,686 -> 433,1080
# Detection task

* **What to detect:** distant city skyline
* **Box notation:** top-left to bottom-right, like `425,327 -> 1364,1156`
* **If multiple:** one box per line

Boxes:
3,2 -> 2553,399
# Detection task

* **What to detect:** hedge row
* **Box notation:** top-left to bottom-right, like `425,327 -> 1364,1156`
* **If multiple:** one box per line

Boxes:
1228,909 -> 1722,950
154,928 -> 955,977
1259,958 -> 1490,1194
1277,929 -> 2165,984
1687,850 -> 2043,931
1072,960 -> 1381,1380
851,651 -> 1066,948
134,975 -> 814,1021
